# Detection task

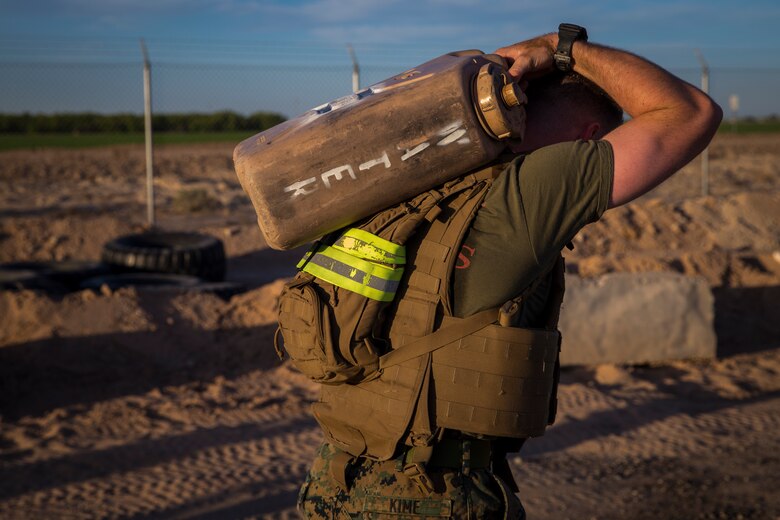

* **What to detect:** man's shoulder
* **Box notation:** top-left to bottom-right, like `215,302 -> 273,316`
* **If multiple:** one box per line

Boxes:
481,139 -> 614,239
490,139 -> 613,199
515,139 -> 611,172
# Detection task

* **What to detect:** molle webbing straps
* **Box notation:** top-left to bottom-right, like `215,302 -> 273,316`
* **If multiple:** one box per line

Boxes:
405,169 -> 495,318
306,168 -> 505,466
430,322 -> 560,438
298,229 -> 405,302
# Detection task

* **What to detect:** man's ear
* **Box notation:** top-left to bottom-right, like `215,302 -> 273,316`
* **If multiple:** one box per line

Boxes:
581,122 -> 601,140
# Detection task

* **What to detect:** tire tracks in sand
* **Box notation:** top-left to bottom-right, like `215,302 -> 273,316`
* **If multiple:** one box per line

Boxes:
0,368 -> 322,519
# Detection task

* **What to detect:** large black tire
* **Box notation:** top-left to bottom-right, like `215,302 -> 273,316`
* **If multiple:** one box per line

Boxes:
102,232 -> 226,282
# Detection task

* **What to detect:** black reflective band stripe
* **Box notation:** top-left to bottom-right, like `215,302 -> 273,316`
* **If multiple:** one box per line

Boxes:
307,252 -> 401,294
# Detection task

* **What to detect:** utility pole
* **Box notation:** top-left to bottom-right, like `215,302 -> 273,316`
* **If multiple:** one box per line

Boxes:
140,39 -> 155,227
694,48 -> 710,197
729,94 -> 740,133
347,44 -> 360,93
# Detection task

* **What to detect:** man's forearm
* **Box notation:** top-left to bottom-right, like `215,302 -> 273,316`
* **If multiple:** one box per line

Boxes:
495,31 -> 722,207
570,38 -> 722,204
572,39 -> 700,123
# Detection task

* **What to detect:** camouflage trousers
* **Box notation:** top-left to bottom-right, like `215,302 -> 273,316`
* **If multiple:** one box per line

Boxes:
298,443 -> 525,519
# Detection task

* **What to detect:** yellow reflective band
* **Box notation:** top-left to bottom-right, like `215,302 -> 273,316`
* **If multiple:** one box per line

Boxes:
297,245 -> 404,302
332,228 -> 406,265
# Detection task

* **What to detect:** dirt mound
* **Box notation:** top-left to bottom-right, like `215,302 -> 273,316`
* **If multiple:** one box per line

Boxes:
0,281 -> 287,419
1,134 -> 779,518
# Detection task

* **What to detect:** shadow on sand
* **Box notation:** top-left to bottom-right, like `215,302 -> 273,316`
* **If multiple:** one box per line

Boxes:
1,274 -> 778,516
712,284 -> 780,357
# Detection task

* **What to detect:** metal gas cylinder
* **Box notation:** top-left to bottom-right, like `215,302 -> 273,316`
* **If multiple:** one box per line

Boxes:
233,50 -> 526,250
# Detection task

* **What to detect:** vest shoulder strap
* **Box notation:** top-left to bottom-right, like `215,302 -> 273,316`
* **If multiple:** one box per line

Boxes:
379,307 -> 499,370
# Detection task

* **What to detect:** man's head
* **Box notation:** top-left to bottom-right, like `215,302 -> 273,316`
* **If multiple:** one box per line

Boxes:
511,71 -> 623,153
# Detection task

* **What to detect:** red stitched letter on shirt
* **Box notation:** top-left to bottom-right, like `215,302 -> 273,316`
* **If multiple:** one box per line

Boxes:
455,244 -> 475,269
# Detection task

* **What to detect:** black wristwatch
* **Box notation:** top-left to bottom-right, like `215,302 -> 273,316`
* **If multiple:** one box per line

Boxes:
553,23 -> 588,72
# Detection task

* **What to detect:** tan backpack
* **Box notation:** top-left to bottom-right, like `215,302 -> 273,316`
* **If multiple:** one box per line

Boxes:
275,165 -> 500,386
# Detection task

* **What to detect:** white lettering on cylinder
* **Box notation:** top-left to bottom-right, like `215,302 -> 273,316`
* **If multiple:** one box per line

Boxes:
321,165 -> 356,188
437,128 -> 467,146
437,121 -> 468,146
359,151 -> 391,171
438,121 -> 463,136
400,143 -> 430,161
284,177 -> 318,198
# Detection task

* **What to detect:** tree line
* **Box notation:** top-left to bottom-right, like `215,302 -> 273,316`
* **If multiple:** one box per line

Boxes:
0,111 -> 286,133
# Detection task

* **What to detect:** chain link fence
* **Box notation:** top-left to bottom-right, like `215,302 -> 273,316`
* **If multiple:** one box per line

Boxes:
0,61 -> 383,118
2,43 -> 778,120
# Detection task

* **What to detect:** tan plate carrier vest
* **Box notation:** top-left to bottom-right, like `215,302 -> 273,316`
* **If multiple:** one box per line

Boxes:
276,161 -> 564,487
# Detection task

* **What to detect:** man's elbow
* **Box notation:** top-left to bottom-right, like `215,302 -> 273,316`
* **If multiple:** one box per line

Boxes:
703,95 -> 723,133
693,92 -> 723,142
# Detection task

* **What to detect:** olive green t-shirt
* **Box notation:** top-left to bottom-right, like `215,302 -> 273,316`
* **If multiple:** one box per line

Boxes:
452,139 -> 614,318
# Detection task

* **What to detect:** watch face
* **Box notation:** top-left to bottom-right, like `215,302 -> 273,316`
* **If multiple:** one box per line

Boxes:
562,28 -> 578,38
559,23 -> 587,40
561,24 -> 587,41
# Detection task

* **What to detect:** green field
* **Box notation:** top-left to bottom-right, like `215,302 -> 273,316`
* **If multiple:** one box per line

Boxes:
716,120 -> 780,134
0,131 -> 256,151
2,120 -> 779,151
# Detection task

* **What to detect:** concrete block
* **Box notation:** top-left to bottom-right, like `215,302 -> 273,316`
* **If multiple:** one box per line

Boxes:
559,272 -> 716,366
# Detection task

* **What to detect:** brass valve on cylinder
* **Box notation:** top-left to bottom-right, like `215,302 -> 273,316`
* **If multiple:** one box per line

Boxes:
473,62 -> 527,141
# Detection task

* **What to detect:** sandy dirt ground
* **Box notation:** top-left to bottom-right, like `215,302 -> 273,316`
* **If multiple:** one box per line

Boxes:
1,134 -> 779,519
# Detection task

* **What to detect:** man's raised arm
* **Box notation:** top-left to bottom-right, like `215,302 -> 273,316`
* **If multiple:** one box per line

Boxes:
495,30 -> 723,207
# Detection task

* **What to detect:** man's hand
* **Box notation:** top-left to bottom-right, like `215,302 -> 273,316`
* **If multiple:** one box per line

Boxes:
494,33 -> 557,81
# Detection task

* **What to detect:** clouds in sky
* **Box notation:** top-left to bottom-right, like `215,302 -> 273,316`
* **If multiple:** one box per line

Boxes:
1,0 -> 779,60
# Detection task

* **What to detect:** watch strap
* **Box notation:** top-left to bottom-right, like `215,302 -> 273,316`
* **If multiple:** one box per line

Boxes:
554,23 -> 588,72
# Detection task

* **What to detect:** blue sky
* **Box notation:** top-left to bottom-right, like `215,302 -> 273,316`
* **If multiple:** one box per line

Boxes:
2,0 -> 780,116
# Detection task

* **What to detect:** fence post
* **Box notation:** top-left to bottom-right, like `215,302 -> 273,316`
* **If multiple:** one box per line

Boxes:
140,39 -> 155,227
695,49 -> 710,197
347,44 -> 360,93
